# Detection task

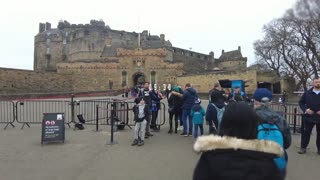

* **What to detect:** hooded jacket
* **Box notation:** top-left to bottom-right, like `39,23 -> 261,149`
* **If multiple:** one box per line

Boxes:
181,87 -> 197,110
193,135 -> 284,180
133,104 -> 150,122
191,104 -> 206,125
255,106 -> 292,149
168,89 -> 183,113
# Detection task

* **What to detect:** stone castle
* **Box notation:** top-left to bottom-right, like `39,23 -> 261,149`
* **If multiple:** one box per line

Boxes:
0,20 -> 293,96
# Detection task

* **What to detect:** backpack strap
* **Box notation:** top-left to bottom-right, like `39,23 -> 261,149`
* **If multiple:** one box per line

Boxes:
258,123 -> 280,132
211,103 -> 218,109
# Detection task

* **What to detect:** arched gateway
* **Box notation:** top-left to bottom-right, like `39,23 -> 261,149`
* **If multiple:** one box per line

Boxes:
132,72 -> 146,86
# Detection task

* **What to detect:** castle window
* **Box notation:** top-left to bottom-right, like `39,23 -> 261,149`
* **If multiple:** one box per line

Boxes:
46,48 -> 51,55
46,39 -> 51,45
151,71 -> 156,86
92,43 -> 95,50
190,53 -> 193,57
84,30 -> 89,36
73,33 -> 76,39
122,71 -> 127,87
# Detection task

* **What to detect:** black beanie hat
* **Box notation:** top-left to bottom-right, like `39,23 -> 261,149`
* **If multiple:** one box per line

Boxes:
219,102 -> 259,140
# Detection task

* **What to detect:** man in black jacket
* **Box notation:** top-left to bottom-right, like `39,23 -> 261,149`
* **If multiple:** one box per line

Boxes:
208,83 -> 224,103
298,77 -> 320,154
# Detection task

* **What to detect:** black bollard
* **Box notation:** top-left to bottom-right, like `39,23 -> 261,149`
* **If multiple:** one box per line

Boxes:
107,101 -> 118,145
293,108 -> 297,134
71,94 -> 75,123
95,104 -> 100,132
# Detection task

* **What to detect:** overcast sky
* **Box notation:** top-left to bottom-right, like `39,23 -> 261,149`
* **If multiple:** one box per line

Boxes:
0,0 -> 297,70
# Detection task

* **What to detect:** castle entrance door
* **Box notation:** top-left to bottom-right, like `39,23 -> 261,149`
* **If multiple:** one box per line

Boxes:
132,72 -> 146,87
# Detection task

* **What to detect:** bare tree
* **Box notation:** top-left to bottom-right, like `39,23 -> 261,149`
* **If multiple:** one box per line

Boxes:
254,0 -> 320,90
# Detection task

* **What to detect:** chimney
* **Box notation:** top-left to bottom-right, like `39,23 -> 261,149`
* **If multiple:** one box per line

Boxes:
45,22 -> 51,31
209,51 -> 214,58
160,34 -> 165,41
238,46 -> 241,52
39,23 -> 45,33
222,49 -> 224,54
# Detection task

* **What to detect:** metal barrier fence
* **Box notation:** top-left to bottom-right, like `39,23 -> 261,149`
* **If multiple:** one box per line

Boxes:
75,100 -> 110,125
0,98 -> 166,130
75,100 -> 166,129
16,100 -> 74,129
1,98 -> 300,133
0,101 -> 15,129
270,102 -> 302,133
104,101 -> 166,128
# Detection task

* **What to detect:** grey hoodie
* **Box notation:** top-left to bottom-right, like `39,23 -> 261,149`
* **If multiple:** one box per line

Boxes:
255,106 -> 292,149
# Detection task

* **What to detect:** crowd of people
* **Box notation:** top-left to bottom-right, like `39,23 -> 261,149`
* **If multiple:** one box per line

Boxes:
129,77 -> 320,179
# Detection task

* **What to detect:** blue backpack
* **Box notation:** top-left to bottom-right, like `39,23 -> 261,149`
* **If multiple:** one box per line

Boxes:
257,123 -> 286,171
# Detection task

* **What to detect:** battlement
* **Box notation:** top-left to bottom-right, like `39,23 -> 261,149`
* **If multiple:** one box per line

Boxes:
57,20 -> 110,30
172,47 -> 212,61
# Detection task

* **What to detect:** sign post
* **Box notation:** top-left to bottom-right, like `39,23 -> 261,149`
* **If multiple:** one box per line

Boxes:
41,113 -> 65,144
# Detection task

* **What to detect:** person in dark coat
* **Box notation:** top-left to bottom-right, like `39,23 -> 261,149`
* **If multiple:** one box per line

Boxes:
206,90 -> 225,134
208,82 -> 226,103
172,83 -> 198,136
138,82 -> 153,137
167,86 -> 183,133
193,102 -> 284,180
253,88 -> 291,178
149,88 -> 163,131
298,77 -> 320,154
132,97 -> 150,146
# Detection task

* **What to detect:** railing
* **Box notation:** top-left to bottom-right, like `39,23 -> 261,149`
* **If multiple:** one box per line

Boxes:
16,100 -> 74,129
0,98 -> 166,130
0,101 -> 15,129
270,102 -> 302,133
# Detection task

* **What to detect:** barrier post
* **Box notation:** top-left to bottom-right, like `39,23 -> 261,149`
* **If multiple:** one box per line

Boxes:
95,104 -> 100,132
293,108 -> 297,134
107,100 -> 118,145
71,94 -> 75,123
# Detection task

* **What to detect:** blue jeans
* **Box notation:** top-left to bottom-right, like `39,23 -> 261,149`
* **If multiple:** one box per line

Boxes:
182,109 -> 192,134
194,124 -> 204,138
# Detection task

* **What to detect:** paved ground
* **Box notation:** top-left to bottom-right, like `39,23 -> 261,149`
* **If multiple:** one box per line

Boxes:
0,97 -> 319,180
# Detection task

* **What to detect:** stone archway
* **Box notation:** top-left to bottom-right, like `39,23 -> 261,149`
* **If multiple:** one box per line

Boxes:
132,72 -> 146,87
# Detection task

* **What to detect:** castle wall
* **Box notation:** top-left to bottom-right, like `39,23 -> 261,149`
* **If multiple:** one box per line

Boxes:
34,21 -> 214,73
256,71 -> 278,82
69,31 -> 106,61
56,48 -> 184,91
57,62 -> 119,91
219,58 -> 247,71
0,68 -> 73,95
34,33 -> 64,71
177,70 -> 258,94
